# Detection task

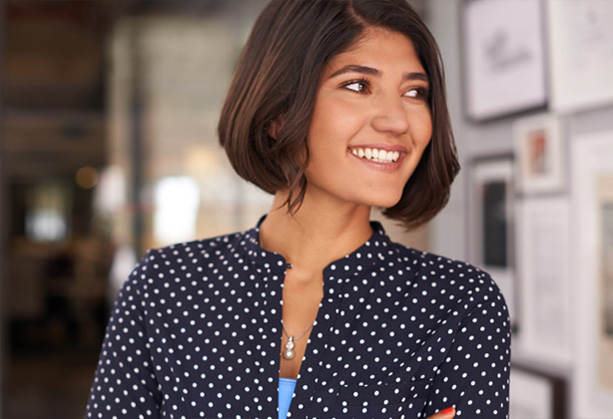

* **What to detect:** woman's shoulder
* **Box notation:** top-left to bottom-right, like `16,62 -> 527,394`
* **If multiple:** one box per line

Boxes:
125,228 -> 257,287
390,244 -> 510,330
389,241 -> 504,301
145,228 -> 255,263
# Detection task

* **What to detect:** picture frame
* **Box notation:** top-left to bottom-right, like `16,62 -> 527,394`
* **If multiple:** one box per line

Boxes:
509,365 -> 567,419
571,131 -> 613,419
513,114 -> 564,195
468,155 -> 517,328
515,196 -> 572,366
547,0 -> 613,113
461,0 -> 547,122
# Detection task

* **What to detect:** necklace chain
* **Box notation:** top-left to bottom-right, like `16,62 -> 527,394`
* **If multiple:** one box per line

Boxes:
281,320 -> 313,340
281,320 -> 314,360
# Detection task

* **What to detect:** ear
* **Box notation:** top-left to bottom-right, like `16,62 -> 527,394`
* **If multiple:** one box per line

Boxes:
268,118 -> 283,139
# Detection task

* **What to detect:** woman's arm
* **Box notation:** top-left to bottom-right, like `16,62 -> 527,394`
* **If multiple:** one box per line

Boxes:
424,273 -> 512,418
85,254 -> 162,418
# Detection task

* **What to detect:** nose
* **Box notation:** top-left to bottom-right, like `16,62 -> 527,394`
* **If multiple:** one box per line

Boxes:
370,95 -> 410,135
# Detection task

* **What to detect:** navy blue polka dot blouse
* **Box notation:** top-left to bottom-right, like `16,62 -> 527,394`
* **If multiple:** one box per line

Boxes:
86,221 -> 511,418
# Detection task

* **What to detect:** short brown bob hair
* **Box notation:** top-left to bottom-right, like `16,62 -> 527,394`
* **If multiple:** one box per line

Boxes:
218,0 -> 459,230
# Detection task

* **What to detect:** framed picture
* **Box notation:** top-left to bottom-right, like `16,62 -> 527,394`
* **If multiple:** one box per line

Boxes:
571,131 -> 613,419
515,197 -> 572,366
461,0 -> 547,121
509,365 -> 566,419
468,156 -> 517,328
514,114 -> 564,195
547,0 -> 613,113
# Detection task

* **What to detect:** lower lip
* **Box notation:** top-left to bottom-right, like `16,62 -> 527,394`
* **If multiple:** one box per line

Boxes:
347,150 -> 405,172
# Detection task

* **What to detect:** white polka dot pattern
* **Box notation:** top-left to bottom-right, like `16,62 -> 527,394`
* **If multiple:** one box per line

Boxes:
86,222 -> 511,418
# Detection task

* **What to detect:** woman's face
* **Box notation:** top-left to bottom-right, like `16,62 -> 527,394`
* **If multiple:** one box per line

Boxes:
304,28 -> 432,210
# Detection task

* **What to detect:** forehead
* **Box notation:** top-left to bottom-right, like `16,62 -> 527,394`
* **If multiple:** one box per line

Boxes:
325,28 -> 422,72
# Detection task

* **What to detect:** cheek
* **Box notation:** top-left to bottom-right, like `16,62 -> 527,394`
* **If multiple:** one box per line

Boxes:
307,101 -> 334,152
416,113 -> 433,150
308,101 -> 363,153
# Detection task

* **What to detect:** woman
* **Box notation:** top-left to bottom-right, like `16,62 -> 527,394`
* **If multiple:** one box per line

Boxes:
86,0 -> 511,418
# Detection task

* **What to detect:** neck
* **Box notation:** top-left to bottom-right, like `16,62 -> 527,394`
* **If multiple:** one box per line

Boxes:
259,191 -> 373,275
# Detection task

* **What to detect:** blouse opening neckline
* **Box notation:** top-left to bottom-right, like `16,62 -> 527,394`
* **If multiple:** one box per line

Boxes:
243,215 -> 392,277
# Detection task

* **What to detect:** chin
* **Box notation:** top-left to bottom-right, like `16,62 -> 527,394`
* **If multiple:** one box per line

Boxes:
363,192 -> 403,209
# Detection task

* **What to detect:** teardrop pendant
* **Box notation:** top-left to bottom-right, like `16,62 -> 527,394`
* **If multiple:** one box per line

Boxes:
283,336 -> 295,360
280,320 -> 314,361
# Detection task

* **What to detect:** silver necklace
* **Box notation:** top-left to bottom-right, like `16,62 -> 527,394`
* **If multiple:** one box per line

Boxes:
281,320 -> 314,360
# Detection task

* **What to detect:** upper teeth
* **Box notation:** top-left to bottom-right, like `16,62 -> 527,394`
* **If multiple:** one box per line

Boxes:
351,147 -> 400,163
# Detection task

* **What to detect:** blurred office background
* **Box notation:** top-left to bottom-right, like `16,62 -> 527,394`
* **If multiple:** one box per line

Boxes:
0,0 -> 611,418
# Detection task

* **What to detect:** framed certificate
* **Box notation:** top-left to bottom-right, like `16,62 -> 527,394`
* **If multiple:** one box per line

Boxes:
515,197 -> 572,366
547,0 -> 613,112
461,0 -> 547,121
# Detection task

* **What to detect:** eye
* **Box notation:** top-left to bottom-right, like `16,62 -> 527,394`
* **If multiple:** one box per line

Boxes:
342,79 -> 371,94
404,87 -> 429,100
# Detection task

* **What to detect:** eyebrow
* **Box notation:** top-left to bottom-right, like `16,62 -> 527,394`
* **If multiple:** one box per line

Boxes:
328,64 -> 429,82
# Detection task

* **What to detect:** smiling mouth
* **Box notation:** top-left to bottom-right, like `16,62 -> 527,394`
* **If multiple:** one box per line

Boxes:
350,147 -> 401,164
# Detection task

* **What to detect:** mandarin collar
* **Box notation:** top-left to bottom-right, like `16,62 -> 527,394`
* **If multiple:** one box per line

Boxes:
241,216 -> 393,279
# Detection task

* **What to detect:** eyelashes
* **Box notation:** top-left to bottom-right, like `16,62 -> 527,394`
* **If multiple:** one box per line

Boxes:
341,78 -> 371,94
340,78 -> 430,100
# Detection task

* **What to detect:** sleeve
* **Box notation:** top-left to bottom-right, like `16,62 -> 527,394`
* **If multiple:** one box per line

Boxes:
424,271 -> 511,418
85,253 -> 161,418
